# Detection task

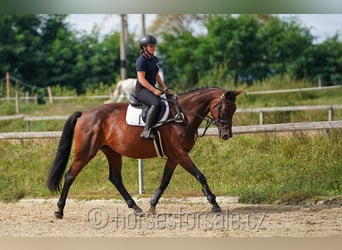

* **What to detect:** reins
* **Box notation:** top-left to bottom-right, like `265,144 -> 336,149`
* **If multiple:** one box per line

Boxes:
163,90 -> 234,138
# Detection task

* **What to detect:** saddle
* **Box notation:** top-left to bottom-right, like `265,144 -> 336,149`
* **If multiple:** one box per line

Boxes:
126,92 -> 169,127
125,93 -> 169,158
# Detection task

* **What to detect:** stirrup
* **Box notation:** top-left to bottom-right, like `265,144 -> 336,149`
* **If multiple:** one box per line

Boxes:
140,128 -> 155,139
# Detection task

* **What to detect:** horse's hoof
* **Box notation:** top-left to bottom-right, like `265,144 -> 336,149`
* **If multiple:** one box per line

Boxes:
147,206 -> 156,214
134,208 -> 145,217
212,206 -> 222,214
54,211 -> 63,219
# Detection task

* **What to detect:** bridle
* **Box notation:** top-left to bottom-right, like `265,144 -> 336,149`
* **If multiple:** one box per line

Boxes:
199,91 -> 235,137
213,91 -> 235,127
166,90 -> 235,138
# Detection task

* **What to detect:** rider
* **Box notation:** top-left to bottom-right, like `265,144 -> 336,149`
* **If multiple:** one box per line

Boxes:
135,34 -> 170,139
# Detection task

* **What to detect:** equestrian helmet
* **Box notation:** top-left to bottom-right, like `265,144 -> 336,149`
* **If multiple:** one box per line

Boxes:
139,34 -> 157,49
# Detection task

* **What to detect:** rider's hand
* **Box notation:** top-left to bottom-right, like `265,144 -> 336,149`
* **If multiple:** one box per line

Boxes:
153,88 -> 163,96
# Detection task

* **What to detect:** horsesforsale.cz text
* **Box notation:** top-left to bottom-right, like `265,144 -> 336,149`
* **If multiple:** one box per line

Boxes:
87,206 -> 267,231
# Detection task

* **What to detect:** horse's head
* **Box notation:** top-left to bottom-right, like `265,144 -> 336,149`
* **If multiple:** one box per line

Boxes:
210,90 -> 242,140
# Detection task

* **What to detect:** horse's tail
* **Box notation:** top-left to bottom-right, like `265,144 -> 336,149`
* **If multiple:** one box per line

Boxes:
47,111 -> 83,192
112,80 -> 123,101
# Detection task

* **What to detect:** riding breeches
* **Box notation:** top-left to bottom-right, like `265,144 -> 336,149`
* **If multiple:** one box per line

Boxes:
135,87 -> 162,110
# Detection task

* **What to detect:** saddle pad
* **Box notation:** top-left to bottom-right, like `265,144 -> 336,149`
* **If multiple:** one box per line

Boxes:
126,99 -> 169,127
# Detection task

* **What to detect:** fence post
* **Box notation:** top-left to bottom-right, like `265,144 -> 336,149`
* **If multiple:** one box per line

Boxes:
25,91 -> 29,104
138,159 -> 144,194
47,86 -> 53,104
328,106 -> 333,121
15,92 -> 20,113
26,120 -> 31,132
6,72 -> 10,102
259,111 -> 263,125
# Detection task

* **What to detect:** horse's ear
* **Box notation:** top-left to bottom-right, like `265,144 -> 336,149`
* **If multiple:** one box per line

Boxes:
235,89 -> 243,96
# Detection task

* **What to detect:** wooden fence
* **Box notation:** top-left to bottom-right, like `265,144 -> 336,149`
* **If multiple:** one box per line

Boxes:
0,114 -> 25,121
1,121 -> 342,140
1,104 -> 341,131
24,116 -> 68,132
246,85 -> 341,95
236,104 -> 342,125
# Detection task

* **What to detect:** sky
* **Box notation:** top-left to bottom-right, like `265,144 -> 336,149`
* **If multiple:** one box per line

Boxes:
66,14 -> 342,43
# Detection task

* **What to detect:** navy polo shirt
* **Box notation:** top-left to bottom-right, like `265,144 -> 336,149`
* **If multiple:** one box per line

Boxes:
136,54 -> 160,89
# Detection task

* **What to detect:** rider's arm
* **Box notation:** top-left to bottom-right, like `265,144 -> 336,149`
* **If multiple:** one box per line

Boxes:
156,74 -> 169,93
137,71 -> 162,96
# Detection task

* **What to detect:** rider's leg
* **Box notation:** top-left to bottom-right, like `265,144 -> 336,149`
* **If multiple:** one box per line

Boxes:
141,105 -> 159,139
135,88 -> 161,140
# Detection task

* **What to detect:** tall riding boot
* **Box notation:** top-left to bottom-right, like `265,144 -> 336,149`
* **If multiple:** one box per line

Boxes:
140,105 -> 159,139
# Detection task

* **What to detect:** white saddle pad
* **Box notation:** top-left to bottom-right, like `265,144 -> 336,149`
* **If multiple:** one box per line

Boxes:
126,95 -> 169,127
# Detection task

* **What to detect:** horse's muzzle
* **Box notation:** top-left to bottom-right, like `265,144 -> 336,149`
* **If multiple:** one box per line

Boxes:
219,128 -> 233,140
220,133 -> 232,140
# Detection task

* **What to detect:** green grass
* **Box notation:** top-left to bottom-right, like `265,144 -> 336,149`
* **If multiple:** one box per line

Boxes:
0,130 -> 341,203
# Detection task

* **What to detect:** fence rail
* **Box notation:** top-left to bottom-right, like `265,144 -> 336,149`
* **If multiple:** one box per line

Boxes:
236,104 -> 342,125
200,121 -> 342,136
236,104 -> 342,113
23,116 -> 68,131
0,131 -> 62,139
246,85 -> 341,95
1,121 -> 342,140
1,104 -> 341,130
0,114 -> 25,121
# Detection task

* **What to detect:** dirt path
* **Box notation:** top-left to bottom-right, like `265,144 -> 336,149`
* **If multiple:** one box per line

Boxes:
0,197 -> 341,237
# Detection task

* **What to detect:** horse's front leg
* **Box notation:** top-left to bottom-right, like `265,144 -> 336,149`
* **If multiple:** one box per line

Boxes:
148,159 -> 177,214
178,152 -> 222,213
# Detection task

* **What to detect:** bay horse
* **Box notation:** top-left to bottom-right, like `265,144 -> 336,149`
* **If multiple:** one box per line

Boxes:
47,87 -> 242,218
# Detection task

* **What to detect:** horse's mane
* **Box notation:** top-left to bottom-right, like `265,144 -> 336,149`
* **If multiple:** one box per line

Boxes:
178,86 -> 221,96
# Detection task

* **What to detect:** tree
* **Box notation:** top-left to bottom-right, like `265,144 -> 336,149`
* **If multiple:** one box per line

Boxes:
0,14 -> 132,94
293,35 -> 342,85
149,14 -> 208,89
0,14 -> 42,80
259,15 -> 314,78
202,15 -> 267,84
158,29 -> 201,88
148,14 -> 205,36
42,15 -> 79,89
1,14 -> 339,95
0,14 -> 78,92
157,14 -> 319,87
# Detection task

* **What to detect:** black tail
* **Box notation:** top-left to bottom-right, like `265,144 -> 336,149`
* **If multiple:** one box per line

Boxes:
47,111 -> 83,192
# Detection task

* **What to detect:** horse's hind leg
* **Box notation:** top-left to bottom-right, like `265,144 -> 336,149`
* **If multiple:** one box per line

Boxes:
55,166 -> 74,218
55,158 -> 93,218
55,135 -> 100,218
101,146 -> 144,216
148,159 -> 177,213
